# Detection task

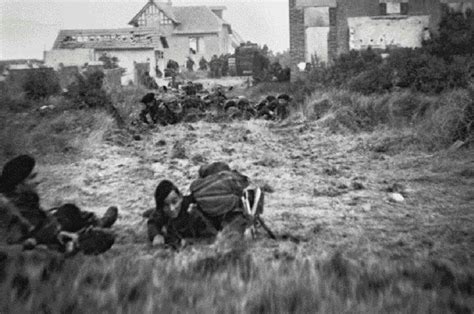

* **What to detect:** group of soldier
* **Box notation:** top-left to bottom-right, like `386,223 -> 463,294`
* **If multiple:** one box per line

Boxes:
1,154 -> 269,256
139,81 -> 293,126
0,155 -> 118,256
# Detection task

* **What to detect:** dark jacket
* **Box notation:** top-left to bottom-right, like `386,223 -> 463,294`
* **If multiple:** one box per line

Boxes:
148,195 -> 224,248
2,189 -> 61,246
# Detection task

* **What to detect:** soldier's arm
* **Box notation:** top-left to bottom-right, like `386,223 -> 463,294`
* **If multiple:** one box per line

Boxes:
187,204 -> 219,237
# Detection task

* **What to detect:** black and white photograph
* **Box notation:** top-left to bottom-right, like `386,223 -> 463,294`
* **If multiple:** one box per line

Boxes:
1,0 -> 473,312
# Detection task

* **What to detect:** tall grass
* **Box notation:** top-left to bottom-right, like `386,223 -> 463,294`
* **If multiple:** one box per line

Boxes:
301,86 -> 474,150
0,93 -> 118,164
1,248 -> 472,313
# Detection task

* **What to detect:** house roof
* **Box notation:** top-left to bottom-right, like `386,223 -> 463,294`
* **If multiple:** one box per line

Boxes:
128,1 -> 178,25
128,1 -> 230,35
172,6 -> 228,35
52,27 -> 165,50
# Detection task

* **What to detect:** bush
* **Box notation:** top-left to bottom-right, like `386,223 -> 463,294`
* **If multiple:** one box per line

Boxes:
186,57 -> 195,72
348,65 -> 393,95
66,70 -> 111,108
98,53 -> 120,69
304,46 -> 471,95
199,57 -> 208,71
219,54 -> 230,76
417,88 -> 474,149
424,9 -> 474,60
23,70 -> 61,100
296,9 -> 474,96
327,48 -> 383,87
386,49 -> 470,93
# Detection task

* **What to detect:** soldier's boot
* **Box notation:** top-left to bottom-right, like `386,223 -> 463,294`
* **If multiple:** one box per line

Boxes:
97,206 -> 118,229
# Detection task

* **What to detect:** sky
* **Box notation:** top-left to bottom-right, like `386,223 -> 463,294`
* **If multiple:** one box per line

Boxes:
0,0 -> 289,60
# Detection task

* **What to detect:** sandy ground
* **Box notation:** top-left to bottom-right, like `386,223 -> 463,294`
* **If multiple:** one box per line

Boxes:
36,119 -> 474,266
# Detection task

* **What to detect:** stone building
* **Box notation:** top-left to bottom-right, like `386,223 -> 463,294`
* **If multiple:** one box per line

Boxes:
289,0 -> 474,80
45,0 -> 243,84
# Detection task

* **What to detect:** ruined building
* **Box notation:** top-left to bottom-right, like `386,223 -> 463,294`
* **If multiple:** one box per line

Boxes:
289,0 -> 474,80
45,0 -> 243,84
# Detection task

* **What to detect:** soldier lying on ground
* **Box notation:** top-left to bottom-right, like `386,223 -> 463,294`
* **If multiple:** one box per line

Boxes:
0,155 -> 117,255
146,162 -> 266,249
139,92 -> 156,125
256,94 -> 291,120
139,93 -> 180,126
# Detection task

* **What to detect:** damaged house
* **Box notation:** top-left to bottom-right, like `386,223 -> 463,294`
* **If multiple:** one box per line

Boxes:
289,0 -> 474,80
45,0 -> 243,84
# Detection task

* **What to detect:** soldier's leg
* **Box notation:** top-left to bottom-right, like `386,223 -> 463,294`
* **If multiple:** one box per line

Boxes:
53,205 -> 117,231
139,108 -> 151,124
77,227 -> 115,255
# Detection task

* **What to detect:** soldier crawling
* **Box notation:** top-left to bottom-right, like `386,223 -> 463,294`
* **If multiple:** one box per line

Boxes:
146,162 -> 270,249
139,92 -> 180,126
0,155 -> 118,255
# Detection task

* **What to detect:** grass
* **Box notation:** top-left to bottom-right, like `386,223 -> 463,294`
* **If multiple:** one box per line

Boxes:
1,81 -> 473,313
1,247 -> 472,313
0,93 -> 117,164
299,87 -> 474,150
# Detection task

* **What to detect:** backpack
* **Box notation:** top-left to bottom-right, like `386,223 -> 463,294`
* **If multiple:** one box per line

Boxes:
190,170 -> 250,217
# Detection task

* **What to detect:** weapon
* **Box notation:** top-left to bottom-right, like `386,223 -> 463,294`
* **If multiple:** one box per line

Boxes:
256,216 -> 276,240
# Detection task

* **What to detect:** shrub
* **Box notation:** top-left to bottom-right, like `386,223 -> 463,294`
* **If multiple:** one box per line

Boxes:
98,53 -> 120,69
348,65 -> 393,95
219,54 -> 230,76
199,57 -> 208,71
417,88 -> 474,149
186,57 -> 195,72
23,70 -> 61,100
327,48 -> 383,87
165,60 -> 179,78
387,49 -> 470,93
424,9 -> 474,60
66,70 -> 111,108
0,93 -> 33,112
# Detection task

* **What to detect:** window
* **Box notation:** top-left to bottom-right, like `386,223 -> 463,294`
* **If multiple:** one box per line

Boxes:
379,1 -> 409,15
188,37 -> 205,54
386,2 -> 401,14
155,50 -> 164,59
189,37 -> 198,54
160,36 -> 169,49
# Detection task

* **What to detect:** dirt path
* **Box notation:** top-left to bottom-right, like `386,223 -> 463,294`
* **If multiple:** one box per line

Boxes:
37,120 -> 474,266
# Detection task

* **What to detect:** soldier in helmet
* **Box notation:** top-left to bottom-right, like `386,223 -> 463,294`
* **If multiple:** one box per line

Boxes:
0,155 -> 117,255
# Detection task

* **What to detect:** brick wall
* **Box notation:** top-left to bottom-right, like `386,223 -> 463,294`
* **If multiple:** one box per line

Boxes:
289,0 -> 463,80
335,0 -> 381,57
289,0 -> 305,81
328,7 -> 338,63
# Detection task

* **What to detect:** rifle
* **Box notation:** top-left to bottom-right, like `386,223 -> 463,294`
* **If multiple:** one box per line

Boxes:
256,216 -> 276,240
241,187 -> 277,240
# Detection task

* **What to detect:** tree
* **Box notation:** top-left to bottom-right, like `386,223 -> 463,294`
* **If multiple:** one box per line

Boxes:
23,70 -> 61,100
165,59 -> 179,78
186,57 -> 195,72
424,8 -> 474,60
66,70 -> 110,108
98,53 -> 119,69
199,57 -> 208,71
